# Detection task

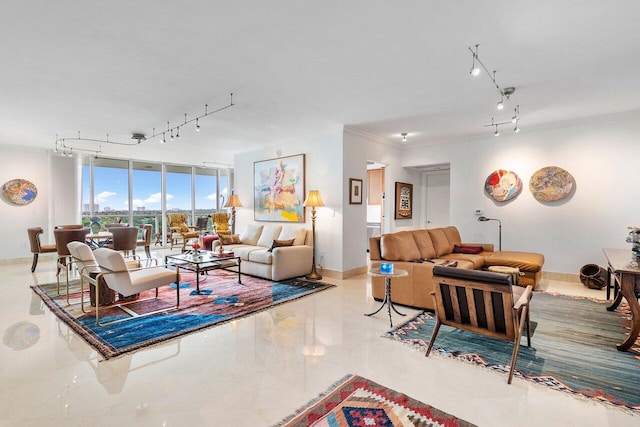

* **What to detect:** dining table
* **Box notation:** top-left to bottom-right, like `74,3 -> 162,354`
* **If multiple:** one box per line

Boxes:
85,231 -> 113,249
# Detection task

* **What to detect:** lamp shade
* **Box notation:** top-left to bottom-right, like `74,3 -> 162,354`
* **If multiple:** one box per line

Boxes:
224,194 -> 243,208
303,190 -> 324,207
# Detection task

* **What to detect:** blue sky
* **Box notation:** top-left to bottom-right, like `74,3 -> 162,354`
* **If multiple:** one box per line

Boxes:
82,165 -> 228,212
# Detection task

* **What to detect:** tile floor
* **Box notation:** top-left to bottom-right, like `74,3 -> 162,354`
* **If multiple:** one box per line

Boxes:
1,252 -> 636,426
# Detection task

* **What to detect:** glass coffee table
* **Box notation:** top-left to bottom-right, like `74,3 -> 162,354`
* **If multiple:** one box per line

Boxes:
165,251 -> 242,294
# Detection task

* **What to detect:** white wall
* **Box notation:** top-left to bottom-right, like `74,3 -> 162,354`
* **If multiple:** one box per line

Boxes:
402,109 -> 640,274
342,130 -> 422,271
0,145 -> 78,260
233,128 -> 344,273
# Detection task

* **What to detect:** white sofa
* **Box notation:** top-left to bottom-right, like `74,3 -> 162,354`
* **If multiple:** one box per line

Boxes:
214,224 -> 313,281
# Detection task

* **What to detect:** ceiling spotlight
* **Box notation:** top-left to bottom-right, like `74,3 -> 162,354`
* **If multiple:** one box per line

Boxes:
511,105 -> 520,123
494,126 -> 500,137
176,127 -> 180,138
469,44 -> 481,76
514,119 -> 520,134
401,132 -> 408,142
170,130 -> 174,141
497,97 -> 504,110
161,132 -> 166,144
196,118 -> 201,132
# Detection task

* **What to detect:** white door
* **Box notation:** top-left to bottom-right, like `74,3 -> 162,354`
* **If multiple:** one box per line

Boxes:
424,171 -> 450,228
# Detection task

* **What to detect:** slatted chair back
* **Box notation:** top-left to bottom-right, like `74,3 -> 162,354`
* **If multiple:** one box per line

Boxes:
426,266 -> 532,384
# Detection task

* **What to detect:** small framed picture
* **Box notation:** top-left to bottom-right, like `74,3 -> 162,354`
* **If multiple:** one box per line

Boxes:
349,178 -> 363,204
395,182 -> 413,219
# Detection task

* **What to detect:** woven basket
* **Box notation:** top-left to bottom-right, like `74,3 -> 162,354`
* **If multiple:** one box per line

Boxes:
579,264 -> 606,289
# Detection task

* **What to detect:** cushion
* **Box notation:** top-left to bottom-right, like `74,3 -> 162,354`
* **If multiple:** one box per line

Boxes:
411,230 -> 436,259
428,228 -> 453,257
278,226 -> 307,246
268,238 -> 295,252
219,234 -> 242,245
442,226 -> 462,246
380,231 -> 421,261
239,224 -> 264,246
453,244 -> 483,254
257,225 -> 283,248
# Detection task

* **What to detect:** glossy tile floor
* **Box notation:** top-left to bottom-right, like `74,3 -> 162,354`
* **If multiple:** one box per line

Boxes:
1,252 -> 637,427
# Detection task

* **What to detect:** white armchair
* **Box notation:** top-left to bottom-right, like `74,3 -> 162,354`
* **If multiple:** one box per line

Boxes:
92,248 -> 180,326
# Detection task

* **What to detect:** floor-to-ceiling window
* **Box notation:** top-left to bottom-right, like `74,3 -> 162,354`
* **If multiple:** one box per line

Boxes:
81,156 -> 232,245
132,161 -> 162,237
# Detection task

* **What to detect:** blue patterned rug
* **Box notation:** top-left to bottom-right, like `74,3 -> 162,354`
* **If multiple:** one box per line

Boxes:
383,292 -> 640,414
31,272 -> 334,359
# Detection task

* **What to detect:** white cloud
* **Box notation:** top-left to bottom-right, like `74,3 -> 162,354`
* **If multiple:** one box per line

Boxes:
131,199 -> 145,207
95,191 -> 116,204
206,193 -> 218,201
144,192 -> 173,204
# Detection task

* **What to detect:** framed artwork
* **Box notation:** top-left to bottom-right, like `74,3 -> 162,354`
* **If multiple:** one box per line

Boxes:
254,154 -> 305,222
394,182 -> 413,219
349,178 -> 363,204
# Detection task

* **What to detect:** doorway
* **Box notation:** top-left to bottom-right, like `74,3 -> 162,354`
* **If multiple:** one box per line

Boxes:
421,163 -> 450,229
366,162 -> 385,248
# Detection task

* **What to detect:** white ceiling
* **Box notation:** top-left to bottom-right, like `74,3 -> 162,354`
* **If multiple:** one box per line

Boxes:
1,1 -> 639,164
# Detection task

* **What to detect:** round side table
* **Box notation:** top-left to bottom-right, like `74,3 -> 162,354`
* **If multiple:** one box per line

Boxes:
367,268 -> 408,327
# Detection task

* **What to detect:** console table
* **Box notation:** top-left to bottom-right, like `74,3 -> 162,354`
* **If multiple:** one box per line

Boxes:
602,248 -> 640,351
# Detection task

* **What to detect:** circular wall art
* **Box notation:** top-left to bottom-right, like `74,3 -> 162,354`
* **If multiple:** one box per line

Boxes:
529,166 -> 575,202
1,178 -> 38,206
484,169 -> 522,202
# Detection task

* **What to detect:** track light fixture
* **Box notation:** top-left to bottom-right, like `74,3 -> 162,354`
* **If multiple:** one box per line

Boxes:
484,113 -> 521,137
468,44 -> 521,135
53,93 -> 235,151
53,133 -> 102,157
401,132 -> 408,142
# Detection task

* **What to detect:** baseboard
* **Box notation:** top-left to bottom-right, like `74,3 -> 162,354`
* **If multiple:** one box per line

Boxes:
543,271 -> 580,283
319,265 -> 368,280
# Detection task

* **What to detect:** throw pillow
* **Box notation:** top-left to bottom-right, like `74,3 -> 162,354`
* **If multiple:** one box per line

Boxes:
219,234 -> 242,245
268,238 -> 295,252
453,244 -> 483,254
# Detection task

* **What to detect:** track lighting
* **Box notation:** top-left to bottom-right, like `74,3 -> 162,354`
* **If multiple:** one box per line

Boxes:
53,93 -> 234,149
484,114 -> 522,137
401,132 -> 408,142
469,44 -> 521,136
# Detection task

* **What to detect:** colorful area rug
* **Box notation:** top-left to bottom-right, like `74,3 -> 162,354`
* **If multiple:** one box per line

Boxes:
272,374 -> 476,427
383,292 -> 640,414
31,271 -> 334,360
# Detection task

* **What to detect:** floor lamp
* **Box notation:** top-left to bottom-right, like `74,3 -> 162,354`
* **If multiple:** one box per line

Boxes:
224,191 -> 243,235
478,216 -> 502,251
304,190 -> 324,280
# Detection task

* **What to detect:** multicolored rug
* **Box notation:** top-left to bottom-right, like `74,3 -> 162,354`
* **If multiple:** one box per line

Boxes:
272,374 -> 476,427
383,292 -> 640,414
31,271 -> 334,359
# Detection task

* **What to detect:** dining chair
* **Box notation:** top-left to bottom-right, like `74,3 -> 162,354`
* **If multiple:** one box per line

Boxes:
135,224 -> 153,258
27,227 -> 57,272
108,226 -> 139,258
54,227 -> 90,303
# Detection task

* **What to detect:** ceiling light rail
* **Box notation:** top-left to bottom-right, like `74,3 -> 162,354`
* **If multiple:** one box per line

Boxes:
54,132 -> 102,157
53,93 -> 235,151
484,106 -> 520,137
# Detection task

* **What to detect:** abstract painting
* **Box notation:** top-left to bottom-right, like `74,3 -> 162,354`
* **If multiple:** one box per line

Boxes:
254,154 -> 305,222
530,166 -> 575,202
484,169 -> 522,202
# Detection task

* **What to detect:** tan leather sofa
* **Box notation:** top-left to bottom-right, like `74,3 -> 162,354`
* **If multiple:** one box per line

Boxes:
369,226 -> 544,310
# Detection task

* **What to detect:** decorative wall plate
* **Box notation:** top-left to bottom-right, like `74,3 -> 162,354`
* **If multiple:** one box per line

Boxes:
1,178 -> 37,206
484,169 -> 522,202
529,166 -> 574,202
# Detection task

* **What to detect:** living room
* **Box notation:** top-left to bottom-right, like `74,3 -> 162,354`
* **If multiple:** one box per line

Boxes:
2,2 -> 639,426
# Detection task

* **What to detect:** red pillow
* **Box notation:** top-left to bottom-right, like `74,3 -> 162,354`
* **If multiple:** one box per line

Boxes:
453,244 -> 483,254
